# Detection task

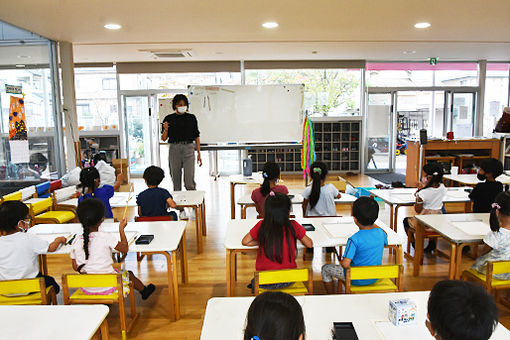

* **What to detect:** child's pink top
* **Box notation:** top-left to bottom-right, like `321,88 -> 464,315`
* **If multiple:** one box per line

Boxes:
251,185 -> 289,217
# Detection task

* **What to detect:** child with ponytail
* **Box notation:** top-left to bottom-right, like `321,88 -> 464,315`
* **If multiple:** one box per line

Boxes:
70,198 -> 155,299
302,162 -> 341,216
77,167 -> 123,218
403,162 -> 447,253
471,191 -> 510,280
251,162 -> 289,217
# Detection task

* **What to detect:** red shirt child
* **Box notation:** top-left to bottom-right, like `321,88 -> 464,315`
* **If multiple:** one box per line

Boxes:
251,185 -> 288,217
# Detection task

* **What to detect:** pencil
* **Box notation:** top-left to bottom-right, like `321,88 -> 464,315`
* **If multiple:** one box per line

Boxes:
122,188 -> 134,220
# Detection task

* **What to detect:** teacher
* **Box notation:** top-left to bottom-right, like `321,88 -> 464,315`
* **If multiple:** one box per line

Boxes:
161,94 -> 202,191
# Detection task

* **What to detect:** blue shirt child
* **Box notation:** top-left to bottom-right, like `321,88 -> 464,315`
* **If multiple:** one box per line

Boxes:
78,185 -> 115,218
343,227 -> 388,286
136,187 -> 174,217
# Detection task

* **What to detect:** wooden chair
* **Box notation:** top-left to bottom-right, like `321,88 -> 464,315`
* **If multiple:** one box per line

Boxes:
254,268 -> 313,296
405,226 -> 442,264
20,185 -> 37,201
35,181 -> 51,198
49,180 -> 62,192
0,278 -> 56,305
53,186 -> 79,214
28,197 -> 76,226
1,190 -> 22,202
462,261 -> 510,308
62,273 -> 137,340
340,264 -> 404,294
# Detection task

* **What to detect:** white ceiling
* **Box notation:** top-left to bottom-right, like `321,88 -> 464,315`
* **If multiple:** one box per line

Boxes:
2,0 -> 510,62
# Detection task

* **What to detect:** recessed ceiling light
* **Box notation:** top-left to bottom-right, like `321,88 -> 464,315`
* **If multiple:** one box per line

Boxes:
262,22 -> 278,29
17,55 -> 30,59
414,22 -> 431,29
215,51 -> 224,55
15,64 -> 25,68
403,50 -> 416,54
311,51 -> 318,54
104,24 -> 122,30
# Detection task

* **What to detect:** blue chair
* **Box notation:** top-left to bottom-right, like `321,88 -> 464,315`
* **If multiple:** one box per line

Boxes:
36,181 -> 51,198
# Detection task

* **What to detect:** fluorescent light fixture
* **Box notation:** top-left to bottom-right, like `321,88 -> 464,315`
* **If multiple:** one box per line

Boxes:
104,24 -> 122,30
403,50 -> 416,54
262,22 -> 278,29
414,22 -> 431,29
15,64 -> 25,68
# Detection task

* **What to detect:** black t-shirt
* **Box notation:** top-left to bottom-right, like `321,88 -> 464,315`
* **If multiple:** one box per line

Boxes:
469,181 -> 504,213
162,113 -> 200,143
136,187 -> 173,216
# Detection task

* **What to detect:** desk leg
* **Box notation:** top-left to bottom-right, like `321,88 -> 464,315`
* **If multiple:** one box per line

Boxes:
413,221 -> 424,277
241,206 -> 247,219
201,199 -> 207,236
194,206 -> 203,253
394,204 -> 403,232
226,249 -> 233,297
180,230 -> 189,284
396,245 -> 403,265
448,243 -> 458,280
464,201 -> 472,213
99,319 -> 110,340
171,251 -> 180,320
39,255 -> 48,275
389,204 -> 394,233
160,251 -> 176,321
455,243 -> 470,279
230,182 -> 236,219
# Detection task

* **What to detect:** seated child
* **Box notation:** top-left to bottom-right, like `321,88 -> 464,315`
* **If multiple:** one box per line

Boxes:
321,196 -> 387,294
242,192 -> 313,290
471,191 -> 510,279
469,158 -> 504,213
244,291 -> 305,340
427,280 -> 498,340
78,167 -> 123,218
70,198 -> 155,299
302,162 -> 341,217
136,166 -> 177,219
0,201 -> 66,293
251,161 -> 288,217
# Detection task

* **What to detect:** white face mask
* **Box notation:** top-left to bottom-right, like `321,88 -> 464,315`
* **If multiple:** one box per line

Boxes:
176,106 -> 187,113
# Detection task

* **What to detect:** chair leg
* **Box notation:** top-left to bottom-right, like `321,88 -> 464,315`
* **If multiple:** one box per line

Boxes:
129,283 -> 137,321
99,319 -> 110,340
118,292 -> 127,340
50,289 -> 57,305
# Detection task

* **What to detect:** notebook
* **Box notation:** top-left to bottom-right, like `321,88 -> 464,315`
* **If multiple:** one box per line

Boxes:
450,221 -> 491,236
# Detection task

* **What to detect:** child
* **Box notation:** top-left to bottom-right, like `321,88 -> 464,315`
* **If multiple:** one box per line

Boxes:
137,166 -> 177,219
427,280 -> 498,340
251,162 -> 288,217
70,198 -> 155,299
469,158 -> 504,213
78,167 -> 123,218
471,191 -> 510,279
242,193 -> 313,289
403,162 -> 447,253
302,162 -> 341,217
0,201 -> 66,293
321,196 -> 387,294
244,291 -> 305,340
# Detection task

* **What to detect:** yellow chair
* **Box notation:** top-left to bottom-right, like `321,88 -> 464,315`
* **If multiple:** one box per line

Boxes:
62,273 -> 137,340
1,191 -> 22,202
341,264 -> 403,294
29,197 -> 76,226
328,179 -> 347,193
254,268 -> 313,295
462,261 -> 510,306
53,186 -> 78,214
0,278 -> 56,305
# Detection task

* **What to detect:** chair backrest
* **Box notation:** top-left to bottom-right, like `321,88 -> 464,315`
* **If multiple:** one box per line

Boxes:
2,191 -> 22,202
29,197 -> 53,216
64,273 -> 119,288
327,179 -> 347,193
257,268 -> 309,285
349,265 -> 401,281
36,181 -> 51,197
135,216 -> 173,222
49,180 -> 62,192
0,278 -> 47,304
20,186 -> 36,201
53,186 -> 77,203
491,261 -> 510,275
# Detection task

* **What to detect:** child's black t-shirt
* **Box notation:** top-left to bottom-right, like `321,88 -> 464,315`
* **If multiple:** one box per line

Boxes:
469,181 -> 504,213
136,187 -> 173,216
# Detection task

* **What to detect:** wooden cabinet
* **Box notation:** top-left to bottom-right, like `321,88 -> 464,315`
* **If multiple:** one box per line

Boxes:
406,138 -> 500,187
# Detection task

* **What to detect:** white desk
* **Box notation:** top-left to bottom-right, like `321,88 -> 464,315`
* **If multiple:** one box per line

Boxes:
224,217 -> 404,296
200,291 -> 510,340
414,213 -> 489,280
58,191 -> 138,210
370,187 -> 472,231
444,173 -> 510,186
229,173 -> 264,219
28,221 -> 188,321
236,188 -> 357,218
0,305 -> 109,340
173,190 -> 207,253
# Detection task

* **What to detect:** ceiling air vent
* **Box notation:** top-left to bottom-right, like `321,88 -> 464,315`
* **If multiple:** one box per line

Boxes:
139,49 -> 194,58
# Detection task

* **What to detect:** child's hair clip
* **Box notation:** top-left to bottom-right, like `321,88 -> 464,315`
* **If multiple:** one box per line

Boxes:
251,337 -> 260,340
312,167 -> 322,174
492,203 -> 501,210
432,172 -> 439,175
269,191 -> 275,196
263,172 -> 268,178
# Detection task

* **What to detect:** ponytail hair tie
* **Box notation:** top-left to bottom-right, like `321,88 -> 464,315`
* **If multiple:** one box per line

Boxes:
432,172 -> 439,176
492,203 -> 501,210
269,191 -> 275,196
252,337 -> 260,340
263,172 -> 268,179
312,167 -> 322,174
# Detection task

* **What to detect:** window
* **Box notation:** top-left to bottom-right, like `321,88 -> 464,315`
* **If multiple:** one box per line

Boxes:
119,72 -> 241,90
74,67 -> 119,128
245,69 -> 362,116
484,63 -> 509,136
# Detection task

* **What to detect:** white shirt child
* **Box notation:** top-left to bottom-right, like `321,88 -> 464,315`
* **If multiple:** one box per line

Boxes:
0,232 -> 49,281
303,183 -> 339,216
416,184 -> 448,210
70,231 -> 118,274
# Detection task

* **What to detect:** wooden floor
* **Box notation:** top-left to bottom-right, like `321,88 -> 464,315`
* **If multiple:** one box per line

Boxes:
46,171 -> 510,339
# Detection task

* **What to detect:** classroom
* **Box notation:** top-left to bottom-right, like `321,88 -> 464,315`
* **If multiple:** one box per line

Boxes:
1,1 -> 510,339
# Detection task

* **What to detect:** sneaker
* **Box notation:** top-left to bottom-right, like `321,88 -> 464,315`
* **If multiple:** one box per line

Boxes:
141,284 -> 155,300
179,210 -> 188,220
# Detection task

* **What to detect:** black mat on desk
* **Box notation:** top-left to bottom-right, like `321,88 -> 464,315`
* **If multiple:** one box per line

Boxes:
368,173 -> 406,185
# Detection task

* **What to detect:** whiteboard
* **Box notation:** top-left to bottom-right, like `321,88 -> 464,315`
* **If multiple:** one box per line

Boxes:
188,85 -> 304,143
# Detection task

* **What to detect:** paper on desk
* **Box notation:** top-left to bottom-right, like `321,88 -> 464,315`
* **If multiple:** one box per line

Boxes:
390,193 -> 416,202
323,223 -> 359,239
446,190 -> 468,198
374,321 -> 434,340
450,221 -> 491,236
447,215 -> 481,222
34,233 -> 71,244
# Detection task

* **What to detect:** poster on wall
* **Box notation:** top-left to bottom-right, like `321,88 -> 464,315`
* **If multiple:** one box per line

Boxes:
8,95 -> 29,164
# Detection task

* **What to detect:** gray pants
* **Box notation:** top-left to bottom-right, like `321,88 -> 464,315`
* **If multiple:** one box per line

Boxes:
321,264 -> 345,283
168,143 -> 196,191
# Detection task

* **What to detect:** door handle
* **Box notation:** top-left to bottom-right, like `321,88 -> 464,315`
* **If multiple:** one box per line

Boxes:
149,108 -> 152,117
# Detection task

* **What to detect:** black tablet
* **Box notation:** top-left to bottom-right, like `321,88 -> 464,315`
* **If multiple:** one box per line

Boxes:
302,223 -> 315,231
135,234 -> 154,245
333,322 -> 358,340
